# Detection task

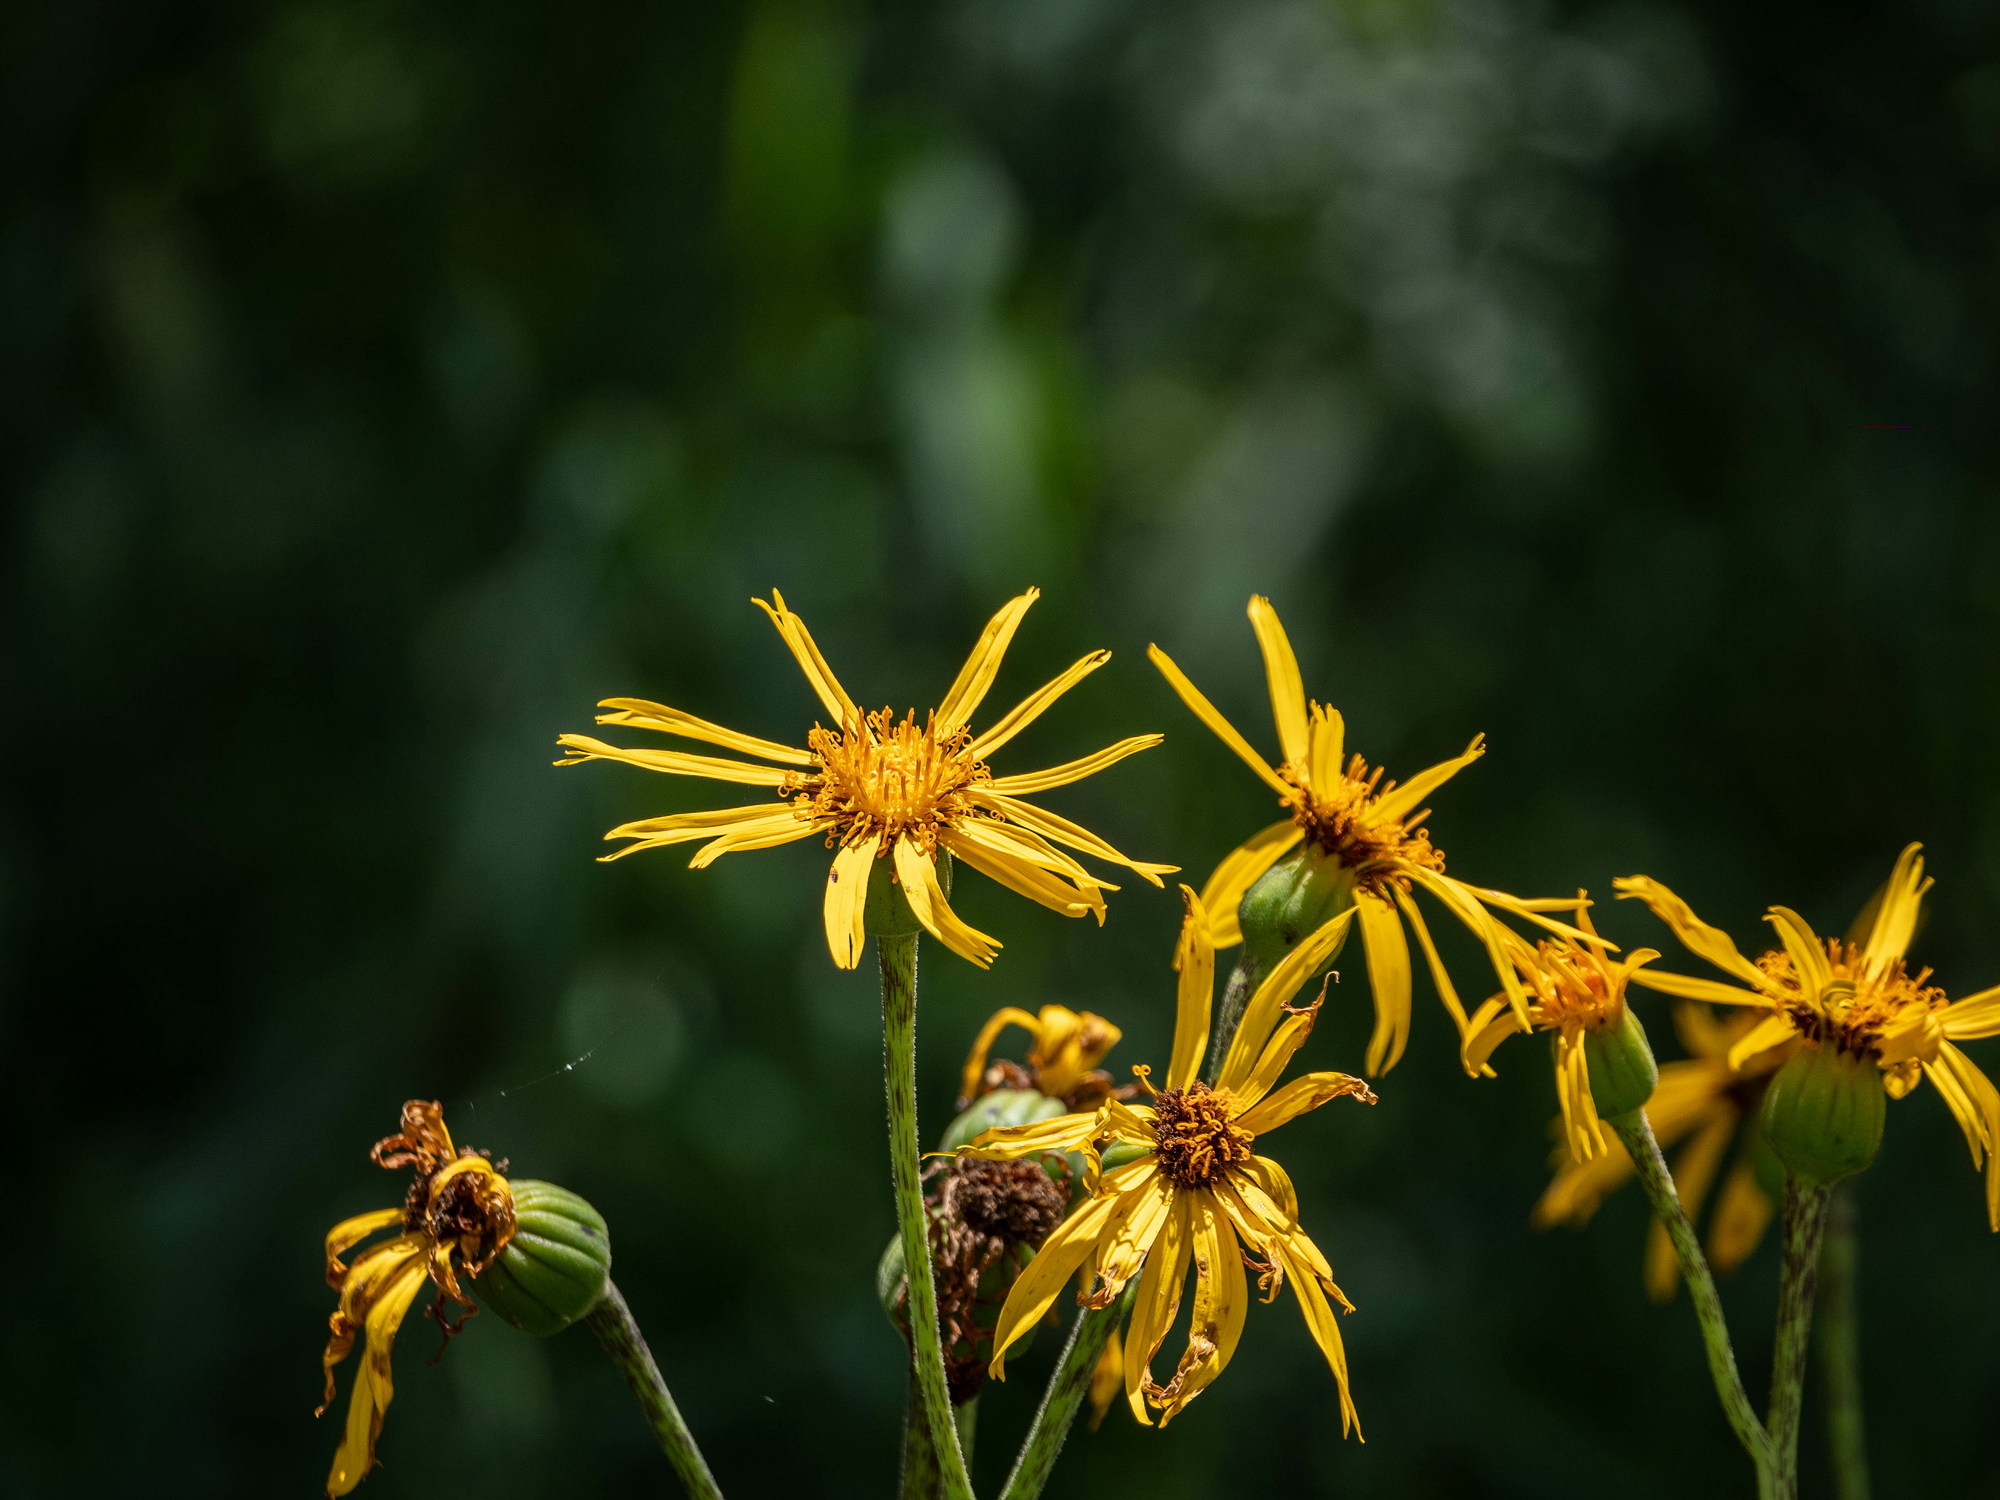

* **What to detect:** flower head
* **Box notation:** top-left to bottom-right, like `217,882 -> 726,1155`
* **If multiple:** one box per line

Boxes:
1461,902 -> 1662,1161
1619,844 -> 2000,1225
957,1004 -> 1124,1109
1149,594 -> 1596,1072
1536,1003 -> 1788,1301
317,1102 -> 516,1496
955,889 -> 1375,1429
558,589 -> 1172,969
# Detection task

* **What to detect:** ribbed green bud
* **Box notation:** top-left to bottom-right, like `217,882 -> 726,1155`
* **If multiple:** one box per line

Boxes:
1760,1045 -> 1885,1186
1238,845 -> 1357,978
1583,1005 -> 1659,1120
865,849 -> 952,937
939,1088 -> 1065,1153
475,1180 -> 612,1337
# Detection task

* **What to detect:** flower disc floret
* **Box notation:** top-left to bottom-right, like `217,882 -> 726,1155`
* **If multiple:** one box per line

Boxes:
787,709 -> 993,855
1149,1083 -> 1255,1187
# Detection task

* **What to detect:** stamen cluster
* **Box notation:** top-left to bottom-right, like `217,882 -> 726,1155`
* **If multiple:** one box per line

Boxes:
1282,754 -> 1446,890
1758,941 -> 1948,1060
1151,1083 -> 1256,1187
784,709 -> 993,854
1526,942 -> 1621,1030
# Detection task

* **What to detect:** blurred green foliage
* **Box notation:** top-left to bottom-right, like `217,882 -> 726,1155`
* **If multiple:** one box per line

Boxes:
6,0 -> 2000,1495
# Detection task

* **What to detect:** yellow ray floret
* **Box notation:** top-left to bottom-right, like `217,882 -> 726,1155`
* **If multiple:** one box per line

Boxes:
956,889 -> 1374,1429
958,1004 -> 1124,1106
1618,843 -> 2000,1230
1149,594 -> 1599,1072
557,589 -> 1174,969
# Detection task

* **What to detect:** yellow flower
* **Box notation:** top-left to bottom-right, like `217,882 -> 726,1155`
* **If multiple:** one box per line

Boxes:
958,1004 -> 1123,1108
1535,1003 -> 1789,1302
317,1102 -> 516,1496
1460,904 -> 1662,1161
957,889 -> 1375,1429
1618,843 -> 2000,1227
558,589 -> 1171,969
1149,594 -> 1592,1072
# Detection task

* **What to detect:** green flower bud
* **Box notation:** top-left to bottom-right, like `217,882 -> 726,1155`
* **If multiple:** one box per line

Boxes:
938,1088 -> 1066,1154
1760,1045 -> 1885,1186
865,848 -> 953,938
1238,845 -> 1357,978
1582,1005 -> 1659,1120
475,1180 -> 612,1337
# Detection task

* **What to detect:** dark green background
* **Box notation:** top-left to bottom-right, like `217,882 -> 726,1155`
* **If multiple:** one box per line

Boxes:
8,0 -> 2000,1494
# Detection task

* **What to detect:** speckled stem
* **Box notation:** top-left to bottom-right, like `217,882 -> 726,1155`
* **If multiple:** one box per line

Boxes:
1770,1179 -> 1831,1500
585,1281 -> 724,1500
1819,1189 -> 1870,1500
1609,1112 -> 1774,1495
998,1302 -> 1121,1500
880,932 -> 975,1500
1202,953 -> 1264,1083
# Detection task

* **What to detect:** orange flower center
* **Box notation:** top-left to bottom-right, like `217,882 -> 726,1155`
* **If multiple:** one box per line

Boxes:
1757,940 -> 1947,1059
784,709 -> 992,853
1281,754 -> 1446,890
1151,1083 -> 1256,1187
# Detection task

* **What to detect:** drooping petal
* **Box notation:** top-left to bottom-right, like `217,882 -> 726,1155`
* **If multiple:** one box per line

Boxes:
1236,1153 -> 1301,1223
1355,889 -> 1413,1076
324,1208 -> 404,1281
967,651 -> 1112,758
1277,1239 -> 1361,1439
958,1108 -> 1109,1165
1614,875 -> 1772,990
1459,996 -> 1530,1077
985,735 -> 1163,795
1629,969 -> 1773,1007
1088,1170 -> 1177,1299
1218,907 -> 1359,1092
1196,820 -> 1304,949
1369,736 -> 1485,826
685,815 -> 824,868
1234,1070 -> 1374,1137
941,830 -> 1101,925
326,1255 -> 430,1496
1706,1156 -> 1776,1280
554,735 -> 792,785
975,791 -> 1175,886
1404,869 -> 1532,1023
956,1006 -> 1041,1106
592,698 -> 812,765
1151,1191 -> 1248,1423
1554,1030 -> 1608,1162
989,1187 -> 1129,1378
1929,1042 -> 2000,1230
822,833 -> 881,968
894,839 -> 1000,968
1144,644 -> 1293,798
1392,884 -> 1472,1037
1122,1191 -> 1194,1425
1167,888 -> 1215,1091
1726,1013 -> 1800,1071
945,817 -> 1110,893
936,590 -> 1040,732
1858,842 -> 1930,982
1246,595 -> 1310,770
753,590 -> 860,727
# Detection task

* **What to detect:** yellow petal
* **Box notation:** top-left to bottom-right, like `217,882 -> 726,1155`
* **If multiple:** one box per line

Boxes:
1392,884 -> 1471,1037
1088,1326 -> 1124,1431
1858,842 -> 1930,981
1555,1030 -> 1608,1162
976,791 -> 1175,886
1629,969 -> 1773,1007
1726,1013 -> 1798,1071
941,830 -> 1101,924
1403,870 -> 1532,1023
985,734 -> 1163,795
1766,907 -> 1833,994
684,816 -> 823,868
1460,996 -> 1528,1077
1218,906 -> 1359,1091
1236,1153 -> 1301,1223
1229,1005 -> 1321,1112
822,834 -> 881,969
1122,1191 -> 1194,1426
936,590 -> 1040,732
753,590 -> 860,727
1246,595 -> 1310,770
1167,888 -> 1215,1090
944,816 -> 1107,891
990,1187 -> 1128,1378
1533,1131 -> 1636,1230
967,651 -> 1111,758
1277,1239 -> 1361,1439
554,734 -> 791,785
593,697 -> 811,765
1944,986 -> 2000,1041
956,1006 -> 1042,1104
1144,643 -> 1292,798
1929,1044 -> 2000,1230
1706,1156 -> 1775,1280
1614,875 -> 1771,989
1089,1170 -> 1177,1297
1195,820 -> 1304,950
1153,1191 -> 1248,1423
1369,735 -> 1485,826
326,1256 -> 429,1496
324,1208 -> 404,1279
893,839 -> 1000,968
1355,889 -> 1413,1076
1306,704 -> 1346,795
959,1108 -> 1107,1164
599,805 -> 812,864
1234,1070 -> 1375,1137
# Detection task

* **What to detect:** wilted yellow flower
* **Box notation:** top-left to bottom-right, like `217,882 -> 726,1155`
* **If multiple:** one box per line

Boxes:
1619,843 -> 2000,1226
1536,1003 -> 1789,1302
318,1102 -> 515,1496
958,1004 -> 1123,1108
558,589 -> 1171,969
958,889 -> 1373,1430
1149,594 -> 1591,1072
1461,905 -> 1662,1162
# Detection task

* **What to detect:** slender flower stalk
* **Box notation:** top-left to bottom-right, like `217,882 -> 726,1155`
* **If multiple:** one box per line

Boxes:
1819,1190 -> 1870,1500
998,1302 -> 1124,1500
882,932 -> 974,1500
587,1282 -> 725,1500
1607,1112 -> 1774,1494
1769,1181 -> 1832,1500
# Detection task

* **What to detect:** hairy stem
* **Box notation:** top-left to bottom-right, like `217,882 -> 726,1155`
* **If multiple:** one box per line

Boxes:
1608,1112 -> 1773,1493
1819,1189 -> 1870,1500
880,932 -> 974,1500
899,1379 -> 978,1500
585,1281 -> 725,1500
999,1303 -> 1121,1500
1202,954 -> 1263,1083
1770,1179 -> 1832,1500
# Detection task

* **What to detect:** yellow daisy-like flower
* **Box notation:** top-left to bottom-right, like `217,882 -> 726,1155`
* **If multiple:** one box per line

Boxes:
1149,594 -> 1590,1072
957,889 -> 1375,1429
317,1102 -> 515,1496
1536,1003 -> 1789,1302
957,1003 -> 1123,1108
1460,904 -> 1662,1162
1618,843 -> 2000,1228
558,589 -> 1172,969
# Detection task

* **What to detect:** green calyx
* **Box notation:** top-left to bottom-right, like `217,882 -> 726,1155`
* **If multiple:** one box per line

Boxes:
1760,1044 -> 1886,1186
475,1180 -> 613,1337
1584,1005 -> 1659,1120
1238,844 -> 1358,977
864,849 -> 952,938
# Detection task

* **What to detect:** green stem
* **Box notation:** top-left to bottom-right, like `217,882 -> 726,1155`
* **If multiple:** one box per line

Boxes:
880,932 -> 974,1500
1769,1179 -> 1832,1500
1202,953 -> 1263,1083
899,1368 -> 938,1500
584,1280 -> 724,1500
999,1300 -> 1123,1500
1608,1113 -> 1774,1494
1819,1188 -> 1870,1500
